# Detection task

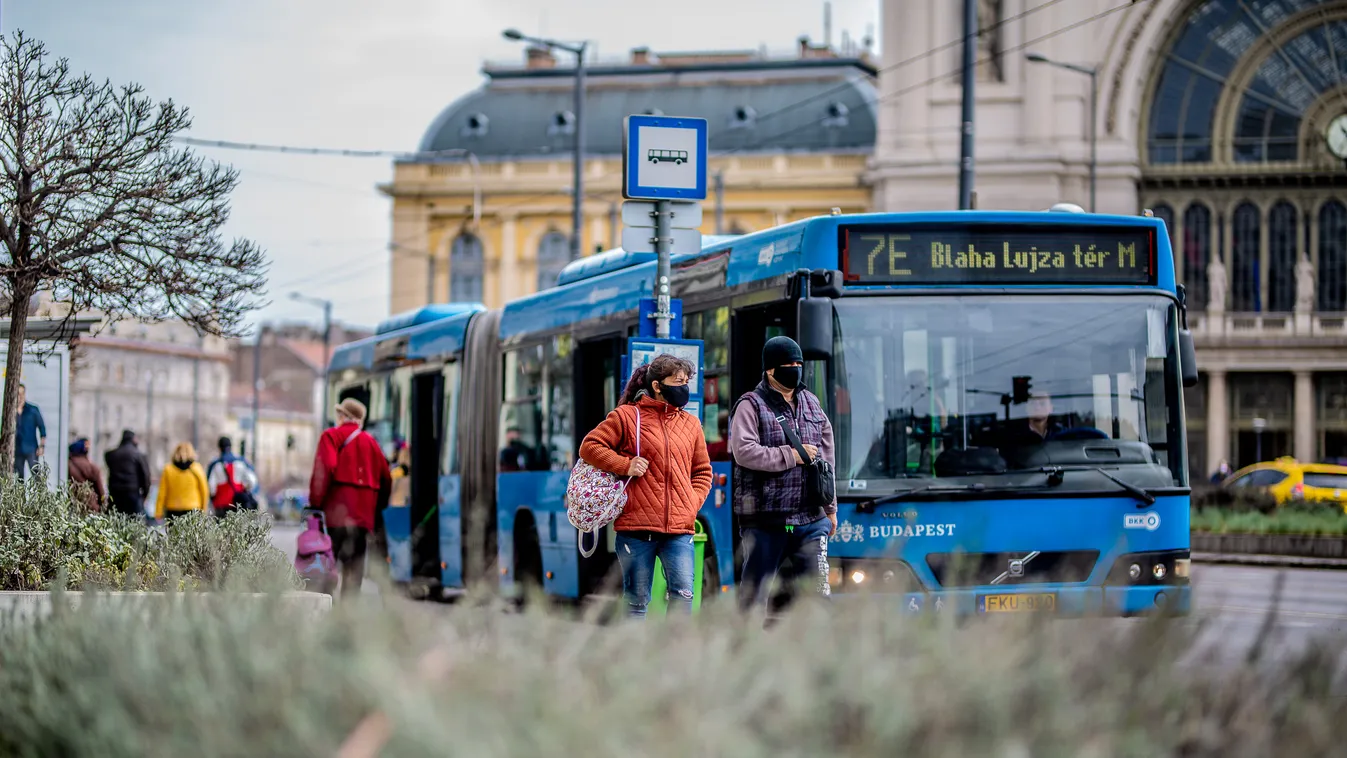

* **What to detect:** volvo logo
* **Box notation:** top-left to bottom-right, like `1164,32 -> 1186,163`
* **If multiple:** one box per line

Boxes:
991,551 -> 1041,585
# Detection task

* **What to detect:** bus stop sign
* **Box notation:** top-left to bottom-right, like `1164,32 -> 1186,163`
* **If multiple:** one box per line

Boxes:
622,115 -> 708,201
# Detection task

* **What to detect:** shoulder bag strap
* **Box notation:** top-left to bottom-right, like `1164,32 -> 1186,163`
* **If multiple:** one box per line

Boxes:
615,406 -> 641,494
577,407 -> 642,558
775,413 -> 816,465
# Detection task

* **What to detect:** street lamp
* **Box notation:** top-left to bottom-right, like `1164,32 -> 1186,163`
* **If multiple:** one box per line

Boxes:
503,28 -> 588,261
1026,52 -> 1098,213
290,292 -> 334,433
1252,416 -> 1267,463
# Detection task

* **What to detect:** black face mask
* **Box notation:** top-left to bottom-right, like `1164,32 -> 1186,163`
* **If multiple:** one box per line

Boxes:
658,382 -> 690,408
772,366 -> 802,389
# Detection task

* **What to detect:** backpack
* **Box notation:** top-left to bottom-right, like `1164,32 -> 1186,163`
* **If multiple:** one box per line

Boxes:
294,511 -> 338,594
213,459 -> 258,511
566,407 -> 641,558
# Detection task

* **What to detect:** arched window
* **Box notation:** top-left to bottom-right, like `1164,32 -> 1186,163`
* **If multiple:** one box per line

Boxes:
1319,200 -> 1347,312
1268,201 -> 1298,313
1231,202 -> 1260,312
449,233 -> 484,303
1183,203 -> 1211,309
1152,204 -> 1176,281
536,231 -> 569,291
1145,2 -> 1347,165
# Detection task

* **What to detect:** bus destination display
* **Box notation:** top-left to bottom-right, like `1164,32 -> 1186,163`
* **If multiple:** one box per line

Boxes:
840,225 -> 1154,286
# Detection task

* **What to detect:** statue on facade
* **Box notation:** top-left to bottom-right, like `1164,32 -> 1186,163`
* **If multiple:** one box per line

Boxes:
1296,252 -> 1315,313
976,0 -> 1004,82
1207,256 -> 1227,312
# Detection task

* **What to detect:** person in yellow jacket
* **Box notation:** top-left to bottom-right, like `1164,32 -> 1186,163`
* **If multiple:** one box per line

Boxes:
154,442 -> 211,522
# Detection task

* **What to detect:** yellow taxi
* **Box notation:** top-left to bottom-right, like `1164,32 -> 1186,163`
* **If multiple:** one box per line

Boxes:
1221,457 -> 1347,509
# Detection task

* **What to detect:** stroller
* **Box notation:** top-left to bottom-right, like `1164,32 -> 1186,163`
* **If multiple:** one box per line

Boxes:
295,509 -> 338,595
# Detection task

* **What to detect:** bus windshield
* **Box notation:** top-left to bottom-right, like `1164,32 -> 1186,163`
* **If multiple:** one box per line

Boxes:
831,295 -> 1187,494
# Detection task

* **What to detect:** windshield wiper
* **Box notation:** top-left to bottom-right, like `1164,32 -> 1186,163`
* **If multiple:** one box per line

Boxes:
858,480 -> 1068,511
861,483 -> 988,509
1043,466 -> 1156,506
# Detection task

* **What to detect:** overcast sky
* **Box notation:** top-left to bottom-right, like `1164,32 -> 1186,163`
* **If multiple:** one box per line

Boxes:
4,0 -> 879,333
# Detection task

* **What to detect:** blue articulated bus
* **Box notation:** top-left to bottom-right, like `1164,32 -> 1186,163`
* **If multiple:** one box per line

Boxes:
329,207 -> 1197,615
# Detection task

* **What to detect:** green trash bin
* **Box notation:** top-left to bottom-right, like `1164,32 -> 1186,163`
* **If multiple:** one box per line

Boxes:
647,521 -> 707,615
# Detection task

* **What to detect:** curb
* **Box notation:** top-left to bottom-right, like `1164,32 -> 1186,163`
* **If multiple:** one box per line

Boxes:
1192,552 -> 1347,569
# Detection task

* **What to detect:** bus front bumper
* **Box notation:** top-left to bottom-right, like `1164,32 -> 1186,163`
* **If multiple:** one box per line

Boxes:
833,584 -> 1192,617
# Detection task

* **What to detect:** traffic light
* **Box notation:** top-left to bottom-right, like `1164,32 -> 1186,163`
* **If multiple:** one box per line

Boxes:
1012,376 -> 1032,405
286,434 -> 295,450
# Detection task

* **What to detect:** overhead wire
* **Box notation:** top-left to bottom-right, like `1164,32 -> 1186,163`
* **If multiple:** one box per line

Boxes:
713,0 -> 1153,158
199,0 -> 1154,301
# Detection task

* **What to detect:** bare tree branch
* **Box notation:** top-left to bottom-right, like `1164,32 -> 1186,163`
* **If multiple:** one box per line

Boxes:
0,31 -> 267,471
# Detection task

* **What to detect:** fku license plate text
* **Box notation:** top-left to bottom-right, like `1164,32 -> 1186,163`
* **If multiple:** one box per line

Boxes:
978,593 -> 1057,613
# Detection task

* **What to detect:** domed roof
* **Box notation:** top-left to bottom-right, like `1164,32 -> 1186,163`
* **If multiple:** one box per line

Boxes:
417,57 -> 877,159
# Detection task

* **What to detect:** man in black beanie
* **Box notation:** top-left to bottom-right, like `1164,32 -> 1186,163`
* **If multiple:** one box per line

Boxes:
729,336 -> 837,615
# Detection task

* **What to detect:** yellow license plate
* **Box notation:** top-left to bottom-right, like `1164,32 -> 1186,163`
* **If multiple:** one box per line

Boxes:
979,593 -> 1056,613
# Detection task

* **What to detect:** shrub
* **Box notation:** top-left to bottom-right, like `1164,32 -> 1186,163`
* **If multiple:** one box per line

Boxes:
1191,504 -> 1347,536
0,597 -> 1342,757
1190,485 -> 1279,513
0,473 -> 297,592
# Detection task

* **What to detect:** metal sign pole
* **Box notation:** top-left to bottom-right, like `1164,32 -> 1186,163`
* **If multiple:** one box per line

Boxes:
655,199 -> 673,338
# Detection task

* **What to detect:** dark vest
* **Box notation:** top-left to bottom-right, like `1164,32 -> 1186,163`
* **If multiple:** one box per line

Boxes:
732,380 -> 827,526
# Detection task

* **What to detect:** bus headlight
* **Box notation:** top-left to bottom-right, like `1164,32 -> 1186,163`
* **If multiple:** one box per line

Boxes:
1152,563 -> 1167,580
1128,563 -> 1142,581
850,570 -> 867,585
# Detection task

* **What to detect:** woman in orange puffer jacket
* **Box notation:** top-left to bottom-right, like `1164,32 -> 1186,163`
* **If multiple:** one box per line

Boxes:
579,353 -> 713,618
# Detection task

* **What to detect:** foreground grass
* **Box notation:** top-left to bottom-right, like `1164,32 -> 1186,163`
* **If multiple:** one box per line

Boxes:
0,593 -> 1343,757
1191,505 -> 1347,536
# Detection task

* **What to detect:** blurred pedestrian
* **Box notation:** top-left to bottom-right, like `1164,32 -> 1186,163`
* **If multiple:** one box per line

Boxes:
154,442 -> 210,523
1210,459 -> 1232,484
207,436 -> 259,517
105,429 -> 151,518
310,398 -> 391,599
14,383 -> 47,479
579,354 -> 713,618
731,336 -> 837,617
67,438 -> 105,511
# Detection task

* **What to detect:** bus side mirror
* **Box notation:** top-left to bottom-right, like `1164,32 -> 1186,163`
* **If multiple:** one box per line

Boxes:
1178,329 -> 1198,387
798,298 -> 834,361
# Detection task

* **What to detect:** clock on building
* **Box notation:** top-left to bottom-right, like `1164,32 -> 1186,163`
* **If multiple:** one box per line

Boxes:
1327,113 -> 1347,159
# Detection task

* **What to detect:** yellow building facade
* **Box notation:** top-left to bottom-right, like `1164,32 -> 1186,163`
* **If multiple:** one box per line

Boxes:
382,41 -> 877,312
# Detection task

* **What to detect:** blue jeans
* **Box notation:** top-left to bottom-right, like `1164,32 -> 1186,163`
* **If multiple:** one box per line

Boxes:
737,517 -> 833,613
615,531 -> 696,619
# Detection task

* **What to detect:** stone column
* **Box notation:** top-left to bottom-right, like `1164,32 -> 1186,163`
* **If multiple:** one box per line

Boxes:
877,0 -> 933,155
1206,369 -> 1229,475
498,213 -> 517,306
1295,370 -> 1315,462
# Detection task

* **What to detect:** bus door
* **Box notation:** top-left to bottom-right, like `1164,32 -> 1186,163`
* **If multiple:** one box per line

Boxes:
575,334 -> 624,596
408,370 -> 445,585
727,301 -> 797,572
731,302 -> 795,398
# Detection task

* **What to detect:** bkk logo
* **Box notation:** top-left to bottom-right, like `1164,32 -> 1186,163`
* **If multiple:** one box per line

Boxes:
1123,512 -> 1161,531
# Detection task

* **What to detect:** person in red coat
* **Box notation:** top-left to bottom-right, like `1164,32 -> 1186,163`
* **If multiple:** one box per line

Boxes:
309,398 -> 391,598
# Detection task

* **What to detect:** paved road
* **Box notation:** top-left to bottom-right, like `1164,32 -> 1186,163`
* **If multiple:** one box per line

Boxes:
271,524 -> 1347,656
1189,563 -> 1347,663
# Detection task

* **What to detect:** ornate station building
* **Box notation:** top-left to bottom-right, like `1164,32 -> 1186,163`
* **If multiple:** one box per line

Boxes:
872,0 -> 1347,476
